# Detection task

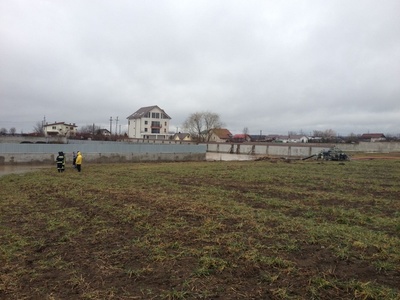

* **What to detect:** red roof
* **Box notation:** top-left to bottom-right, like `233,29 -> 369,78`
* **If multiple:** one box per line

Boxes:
212,128 -> 232,139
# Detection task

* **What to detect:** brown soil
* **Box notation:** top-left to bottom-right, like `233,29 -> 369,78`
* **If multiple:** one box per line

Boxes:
1,162 -> 399,299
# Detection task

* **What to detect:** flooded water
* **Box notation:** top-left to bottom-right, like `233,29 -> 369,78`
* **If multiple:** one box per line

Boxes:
0,165 -> 52,177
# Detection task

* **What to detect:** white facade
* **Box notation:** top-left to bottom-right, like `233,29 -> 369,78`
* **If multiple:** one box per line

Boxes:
276,135 -> 309,143
172,133 -> 191,141
127,105 -> 171,139
43,122 -> 77,137
288,135 -> 309,143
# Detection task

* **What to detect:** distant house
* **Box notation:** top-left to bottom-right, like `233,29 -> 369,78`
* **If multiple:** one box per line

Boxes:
126,105 -> 171,139
308,136 -> 323,143
360,133 -> 386,142
99,129 -> 111,136
275,135 -> 308,143
289,135 -> 309,143
248,135 -> 270,142
43,122 -> 77,137
208,128 -> 232,142
264,135 -> 280,142
275,135 -> 289,143
172,132 -> 191,141
232,134 -> 252,143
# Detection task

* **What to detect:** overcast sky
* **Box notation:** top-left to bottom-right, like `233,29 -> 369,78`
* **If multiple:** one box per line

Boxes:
1,0 -> 399,136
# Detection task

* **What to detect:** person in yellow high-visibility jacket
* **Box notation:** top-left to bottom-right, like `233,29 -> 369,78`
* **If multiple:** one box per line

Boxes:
75,151 -> 83,172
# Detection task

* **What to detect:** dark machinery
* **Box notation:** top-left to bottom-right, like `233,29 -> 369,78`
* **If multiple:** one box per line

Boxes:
302,147 -> 350,161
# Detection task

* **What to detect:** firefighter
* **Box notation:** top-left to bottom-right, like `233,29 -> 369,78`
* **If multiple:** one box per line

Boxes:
56,151 -> 65,173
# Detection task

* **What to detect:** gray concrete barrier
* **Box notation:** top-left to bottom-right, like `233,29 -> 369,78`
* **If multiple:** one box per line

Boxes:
204,142 -> 400,157
2,141 -> 399,165
0,142 -> 206,165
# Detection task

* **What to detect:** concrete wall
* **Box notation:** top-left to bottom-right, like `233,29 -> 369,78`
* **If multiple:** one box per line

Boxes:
2,140 -> 399,165
0,136 -> 195,145
0,136 -> 67,144
0,142 -> 206,165
337,142 -> 400,153
206,143 -> 330,157
204,142 -> 400,157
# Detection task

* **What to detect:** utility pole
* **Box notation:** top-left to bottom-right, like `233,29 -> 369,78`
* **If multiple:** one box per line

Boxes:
109,117 -> 113,135
42,115 -> 46,136
115,116 -> 119,136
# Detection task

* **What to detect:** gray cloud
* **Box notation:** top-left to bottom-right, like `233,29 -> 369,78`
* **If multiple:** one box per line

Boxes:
1,0 -> 399,135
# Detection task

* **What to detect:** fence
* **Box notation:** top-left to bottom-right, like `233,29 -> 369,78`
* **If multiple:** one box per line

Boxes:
204,141 -> 400,157
2,140 -> 399,165
0,142 -> 207,165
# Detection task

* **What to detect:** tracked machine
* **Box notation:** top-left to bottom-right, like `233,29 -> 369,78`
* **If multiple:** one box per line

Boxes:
302,147 -> 350,161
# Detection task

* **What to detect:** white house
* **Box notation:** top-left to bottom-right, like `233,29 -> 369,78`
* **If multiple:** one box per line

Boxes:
360,133 -> 386,142
126,105 -> 171,139
275,135 -> 309,143
172,132 -> 191,141
43,122 -> 77,137
288,135 -> 309,143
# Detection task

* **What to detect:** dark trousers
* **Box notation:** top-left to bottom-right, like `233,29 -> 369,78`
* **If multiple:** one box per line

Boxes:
76,164 -> 81,172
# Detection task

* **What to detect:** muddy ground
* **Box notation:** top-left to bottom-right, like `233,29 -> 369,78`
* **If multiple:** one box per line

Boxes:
1,158 -> 399,299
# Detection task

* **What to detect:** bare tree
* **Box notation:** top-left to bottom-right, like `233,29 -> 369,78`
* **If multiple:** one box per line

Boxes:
385,133 -> 400,142
182,111 -> 224,142
344,132 -> 360,143
243,127 -> 249,135
78,124 -> 101,135
313,129 -> 337,142
33,121 -> 44,136
313,130 -> 324,137
9,127 -> 16,135
324,129 -> 337,138
0,128 -> 7,135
